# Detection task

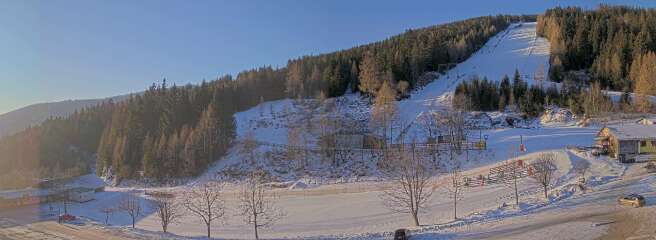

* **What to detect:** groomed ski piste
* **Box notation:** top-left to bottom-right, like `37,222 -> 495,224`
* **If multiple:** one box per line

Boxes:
2,22 -> 655,240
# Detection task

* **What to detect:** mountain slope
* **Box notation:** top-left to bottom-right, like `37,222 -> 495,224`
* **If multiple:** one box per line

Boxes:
0,95 -> 130,138
191,22 -> 551,183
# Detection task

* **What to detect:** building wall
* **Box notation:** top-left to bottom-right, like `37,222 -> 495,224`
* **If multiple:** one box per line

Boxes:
619,140 -> 639,155
639,139 -> 656,154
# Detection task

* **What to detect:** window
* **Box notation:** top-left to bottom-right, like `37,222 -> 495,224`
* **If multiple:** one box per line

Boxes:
641,141 -> 647,147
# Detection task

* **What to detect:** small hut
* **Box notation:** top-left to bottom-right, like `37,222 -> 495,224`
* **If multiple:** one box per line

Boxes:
597,124 -> 656,163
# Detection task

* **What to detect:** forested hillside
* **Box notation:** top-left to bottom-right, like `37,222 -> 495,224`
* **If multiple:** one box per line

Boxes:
286,15 -> 532,98
537,5 -> 656,99
0,102 -> 114,189
0,15 -> 529,189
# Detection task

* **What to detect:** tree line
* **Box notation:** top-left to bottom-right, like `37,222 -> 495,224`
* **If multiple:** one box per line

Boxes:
0,103 -> 113,189
94,68 -> 288,183
286,15 -> 533,99
454,70 -> 556,117
0,67 -> 286,188
537,5 -> 656,97
454,69 -> 617,118
96,171 -> 283,240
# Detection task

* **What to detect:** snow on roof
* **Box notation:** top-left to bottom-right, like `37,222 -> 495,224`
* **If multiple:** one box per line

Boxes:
637,118 -> 655,125
604,124 -> 656,140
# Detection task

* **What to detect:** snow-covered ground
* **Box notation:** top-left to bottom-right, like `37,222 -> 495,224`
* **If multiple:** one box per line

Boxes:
396,22 -> 550,134
4,143 -> 652,239
3,22 -> 656,240
233,22 -> 551,147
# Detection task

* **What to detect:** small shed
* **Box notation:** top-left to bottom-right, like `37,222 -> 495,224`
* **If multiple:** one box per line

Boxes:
597,124 -> 656,163
68,187 -> 95,203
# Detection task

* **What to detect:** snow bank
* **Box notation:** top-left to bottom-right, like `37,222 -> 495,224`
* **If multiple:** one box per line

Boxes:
540,106 -> 577,126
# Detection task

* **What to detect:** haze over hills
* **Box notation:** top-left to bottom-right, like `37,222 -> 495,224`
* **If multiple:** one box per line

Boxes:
0,94 -> 131,138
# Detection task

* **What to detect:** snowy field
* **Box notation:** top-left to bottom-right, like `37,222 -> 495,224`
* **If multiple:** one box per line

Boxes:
4,140 -> 654,239
2,22 -> 656,240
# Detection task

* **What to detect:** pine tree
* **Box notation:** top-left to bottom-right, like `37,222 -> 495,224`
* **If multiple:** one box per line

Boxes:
96,124 -> 114,176
142,134 -> 156,179
349,61 -> 359,92
359,52 -> 382,96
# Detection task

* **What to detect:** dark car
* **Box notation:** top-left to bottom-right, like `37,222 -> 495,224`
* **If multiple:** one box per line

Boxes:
394,229 -> 409,240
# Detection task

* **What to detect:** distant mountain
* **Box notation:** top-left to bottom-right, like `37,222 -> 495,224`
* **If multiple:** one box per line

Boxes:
0,94 -> 130,138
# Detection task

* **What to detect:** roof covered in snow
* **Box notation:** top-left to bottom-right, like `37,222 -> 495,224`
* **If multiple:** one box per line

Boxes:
603,124 -> 656,140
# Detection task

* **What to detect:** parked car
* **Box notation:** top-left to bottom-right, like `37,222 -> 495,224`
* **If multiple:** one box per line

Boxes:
394,229 -> 409,240
617,194 -> 646,207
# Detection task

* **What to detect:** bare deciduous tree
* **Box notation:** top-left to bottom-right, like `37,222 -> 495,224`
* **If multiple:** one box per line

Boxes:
287,125 -> 303,167
239,171 -> 285,240
118,193 -> 142,228
418,111 -> 441,166
446,156 -> 464,220
444,110 -> 469,219
151,193 -> 183,233
445,110 -> 467,153
505,160 -> 523,207
531,153 -> 558,199
452,93 -> 473,112
100,207 -> 113,225
503,147 -> 523,207
184,183 -> 226,239
380,142 -> 434,226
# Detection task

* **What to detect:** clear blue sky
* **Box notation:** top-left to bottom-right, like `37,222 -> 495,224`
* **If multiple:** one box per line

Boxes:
1,0 -> 654,114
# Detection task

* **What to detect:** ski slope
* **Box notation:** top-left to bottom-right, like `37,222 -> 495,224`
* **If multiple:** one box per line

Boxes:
396,22 -> 550,133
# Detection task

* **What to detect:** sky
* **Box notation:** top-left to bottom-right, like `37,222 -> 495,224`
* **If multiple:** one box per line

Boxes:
1,0 -> 655,114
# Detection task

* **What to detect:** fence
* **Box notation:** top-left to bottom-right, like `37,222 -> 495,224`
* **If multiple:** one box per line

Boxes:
463,159 -> 556,188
